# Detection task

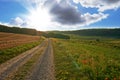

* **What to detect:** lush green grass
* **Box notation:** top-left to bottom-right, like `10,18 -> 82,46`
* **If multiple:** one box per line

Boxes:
0,39 -> 44,64
61,29 -> 120,38
53,38 -> 120,80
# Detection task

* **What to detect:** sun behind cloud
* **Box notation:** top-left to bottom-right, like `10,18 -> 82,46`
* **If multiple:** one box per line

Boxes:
26,5 -> 52,30
21,0 -> 108,31
1,0 -> 119,31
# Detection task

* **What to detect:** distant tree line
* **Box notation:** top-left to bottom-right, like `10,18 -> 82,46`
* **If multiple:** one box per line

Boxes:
41,32 -> 70,39
0,25 -> 41,35
62,29 -> 120,38
0,24 -> 70,39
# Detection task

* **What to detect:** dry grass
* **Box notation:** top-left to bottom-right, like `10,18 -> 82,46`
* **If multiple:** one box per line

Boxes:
0,32 -> 40,50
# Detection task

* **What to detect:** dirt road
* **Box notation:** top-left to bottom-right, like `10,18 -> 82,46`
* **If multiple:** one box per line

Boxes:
0,39 -> 55,80
27,39 -> 55,80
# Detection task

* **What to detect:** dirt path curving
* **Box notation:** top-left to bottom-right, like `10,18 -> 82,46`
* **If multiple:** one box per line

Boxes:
0,40 -> 47,80
27,39 -> 55,80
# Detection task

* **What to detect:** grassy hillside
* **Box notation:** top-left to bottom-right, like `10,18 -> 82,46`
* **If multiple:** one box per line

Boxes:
0,24 -> 42,36
59,29 -> 120,38
0,32 -> 41,50
53,38 -> 120,80
41,32 -> 70,39
0,24 -> 70,39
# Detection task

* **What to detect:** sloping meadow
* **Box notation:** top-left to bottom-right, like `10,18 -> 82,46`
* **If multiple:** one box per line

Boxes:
53,38 -> 120,80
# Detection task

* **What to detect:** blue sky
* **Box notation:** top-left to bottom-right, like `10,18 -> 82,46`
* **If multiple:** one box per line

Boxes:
0,1 -> 27,22
0,0 -> 120,31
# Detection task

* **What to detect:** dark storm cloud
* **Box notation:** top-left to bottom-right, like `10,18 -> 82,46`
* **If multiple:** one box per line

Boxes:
103,0 -> 120,4
42,0 -> 108,26
50,4 -> 84,25
45,0 -> 84,25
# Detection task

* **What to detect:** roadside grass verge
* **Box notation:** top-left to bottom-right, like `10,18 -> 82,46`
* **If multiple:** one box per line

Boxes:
53,38 -> 120,80
0,39 -> 44,64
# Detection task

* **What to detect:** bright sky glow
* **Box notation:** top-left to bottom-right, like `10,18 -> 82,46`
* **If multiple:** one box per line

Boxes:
26,6 -> 52,30
0,0 -> 120,31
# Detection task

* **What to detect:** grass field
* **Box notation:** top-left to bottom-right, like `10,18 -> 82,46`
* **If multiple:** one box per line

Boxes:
53,37 -> 120,80
0,32 -> 120,79
0,32 -> 41,50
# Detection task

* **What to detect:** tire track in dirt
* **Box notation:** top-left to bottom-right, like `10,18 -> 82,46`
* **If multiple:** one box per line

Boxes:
0,40 -> 47,80
27,39 -> 55,80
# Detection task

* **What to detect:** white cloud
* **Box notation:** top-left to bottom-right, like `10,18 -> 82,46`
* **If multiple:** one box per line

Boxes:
73,0 -> 120,12
0,22 -> 9,26
0,0 -> 117,31
10,17 -> 26,27
81,12 -> 109,26
52,12 -> 109,31
16,0 -> 110,30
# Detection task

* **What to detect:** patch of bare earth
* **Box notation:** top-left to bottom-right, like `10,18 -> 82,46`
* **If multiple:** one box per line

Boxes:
27,39 -> 55,80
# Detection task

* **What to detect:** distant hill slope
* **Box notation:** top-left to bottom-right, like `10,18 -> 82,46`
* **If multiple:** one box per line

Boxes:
0,24 -> 70,39
60,29 -> 120,38
0,24 -> 42,36
0,32 -> 41,50
41,32 -> 70,39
